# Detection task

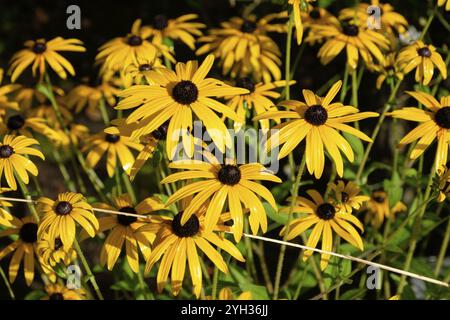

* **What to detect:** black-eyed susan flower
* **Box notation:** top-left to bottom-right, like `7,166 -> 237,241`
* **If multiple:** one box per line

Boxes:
114,55 -> 248,159
8,37 -> 85,82
142,207 -> 244,298
397,41 -> 447,86
121,57 -> 164,88
96,19 -> 174,74
254,81 -> 378,178
339,1 -> 409,36
58,122 -> 90,148
92,193 -> 164,273
66,76 -> 120,114
389,91 -> 450,172
302,6 -> 339,44
281,189 -> 364,270
0,135 -> 44,190
37,233 -> 77,267
0,113 -> 62,142
161,155 -> 281,241
289,0 -> 315,44
0,80 -> 20,117
364,190 -> 406,228
0,189 -> 14,227
328,180 -> 370,214
83,128 -> 143,177
438,0 -> 450,10
309,19 -> 389,70
226,77 -> 295,131
0,215 -> 40,286
37,192 -> 99,248
42,284 -> 87,300
142,14 -> 206,50
437,166 -> 450,202
371,52 -> 404,89
196,13 -> 287,82
14,85 -> 65,110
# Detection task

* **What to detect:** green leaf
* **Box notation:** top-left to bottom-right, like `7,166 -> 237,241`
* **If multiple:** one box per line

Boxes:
25,290 -> 46,300
111,280 -> 133,291
343,133 -> 364,164
238,283 -> 270,300
340,288 -> 367,300
263,201 -> 287,225
318,0 -> 337,8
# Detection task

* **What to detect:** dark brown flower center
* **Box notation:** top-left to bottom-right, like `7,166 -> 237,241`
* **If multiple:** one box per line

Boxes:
151,122 -> 169,140
236,77 -> 255,93
117,206 -> 138,226
54,238 -> 63,250
33,42 -> 47,54
7,115 -> 26,130
316,203 -> 336,220
341,192 -> 349,203
139,63 -> 152,71
19,222 -> 38,243
241,19 -> 257,33
342,23 -> 359,36
417,47 -> 431,58
127,35 -> 143,46
153,14 -> 168,30
0,145 -> 14,158
304,105 -> 328,125
434,107 -> 450,129
105,134 -> 120,143
373,194 -> 385,203
309,9 -> 321,20
55,201 -> 73,216
171,211 -> 200,237
218,164 -> 241,185
172,80 -> 199,104
49,293 -> 64,300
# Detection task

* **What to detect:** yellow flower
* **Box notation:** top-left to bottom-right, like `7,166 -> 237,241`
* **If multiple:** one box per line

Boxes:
113,55 -> 248,159
92,193 -> 165,273
205,287 -> 252,300
309,19 -> 389,69
120,56 -> 164,88
0,135 -> 44,190
83,128 -> 143,177
37,233 -> 77,267
371,52 -> 404,89
0,215 -> 40,286
289,0 -> 315,44
8,37 -> 85,82
142,14 -> 206,50
142,208 -> 244,298
389,91 -> 450,172
339,1 -> 409,35
58,122 -> 90,148
37,192 -> 99,247
129,130 -> 162,181
0,113 -> 62,142
42,283 -> 87,300
14,85 -> 64,110
254,81 -> 378,178
436,166 -> 450,202
0,81 -> 20,117
397,41 -> 447,86
196,13 -> 287,82
0,188 -> 14,227
364,190 -> 406,228
161,154 -> 281,242
302,6 -> 340,44
225,78 -> 295,131
96,19 -> 174,74
66,77 -> 120,115
328,180 -> 370,214
281,189 -> 364,270
438,0 -> 450,10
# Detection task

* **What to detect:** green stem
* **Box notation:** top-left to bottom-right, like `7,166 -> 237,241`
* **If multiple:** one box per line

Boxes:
52,148 -> 76,192
211,251 -> 220,299
114,168 -> 123,196
340,65 -> 350,103
419,5 -> 438,41
293,258 -> 308,300
254,241 -> 273,294
244,219 -> 258,282
273,154 -> 306,300
98,97 -> 110,126
355,80 -> 402,183
396,162 -> 436,295
16,176 -> 40,222
122,172 -> 136,204
0,266 -> 15,299
73,239 -> 104,300
434,217 -> 450,277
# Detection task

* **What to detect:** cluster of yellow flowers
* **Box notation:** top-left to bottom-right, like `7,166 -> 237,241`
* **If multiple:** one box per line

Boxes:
0,1 -> 449,300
